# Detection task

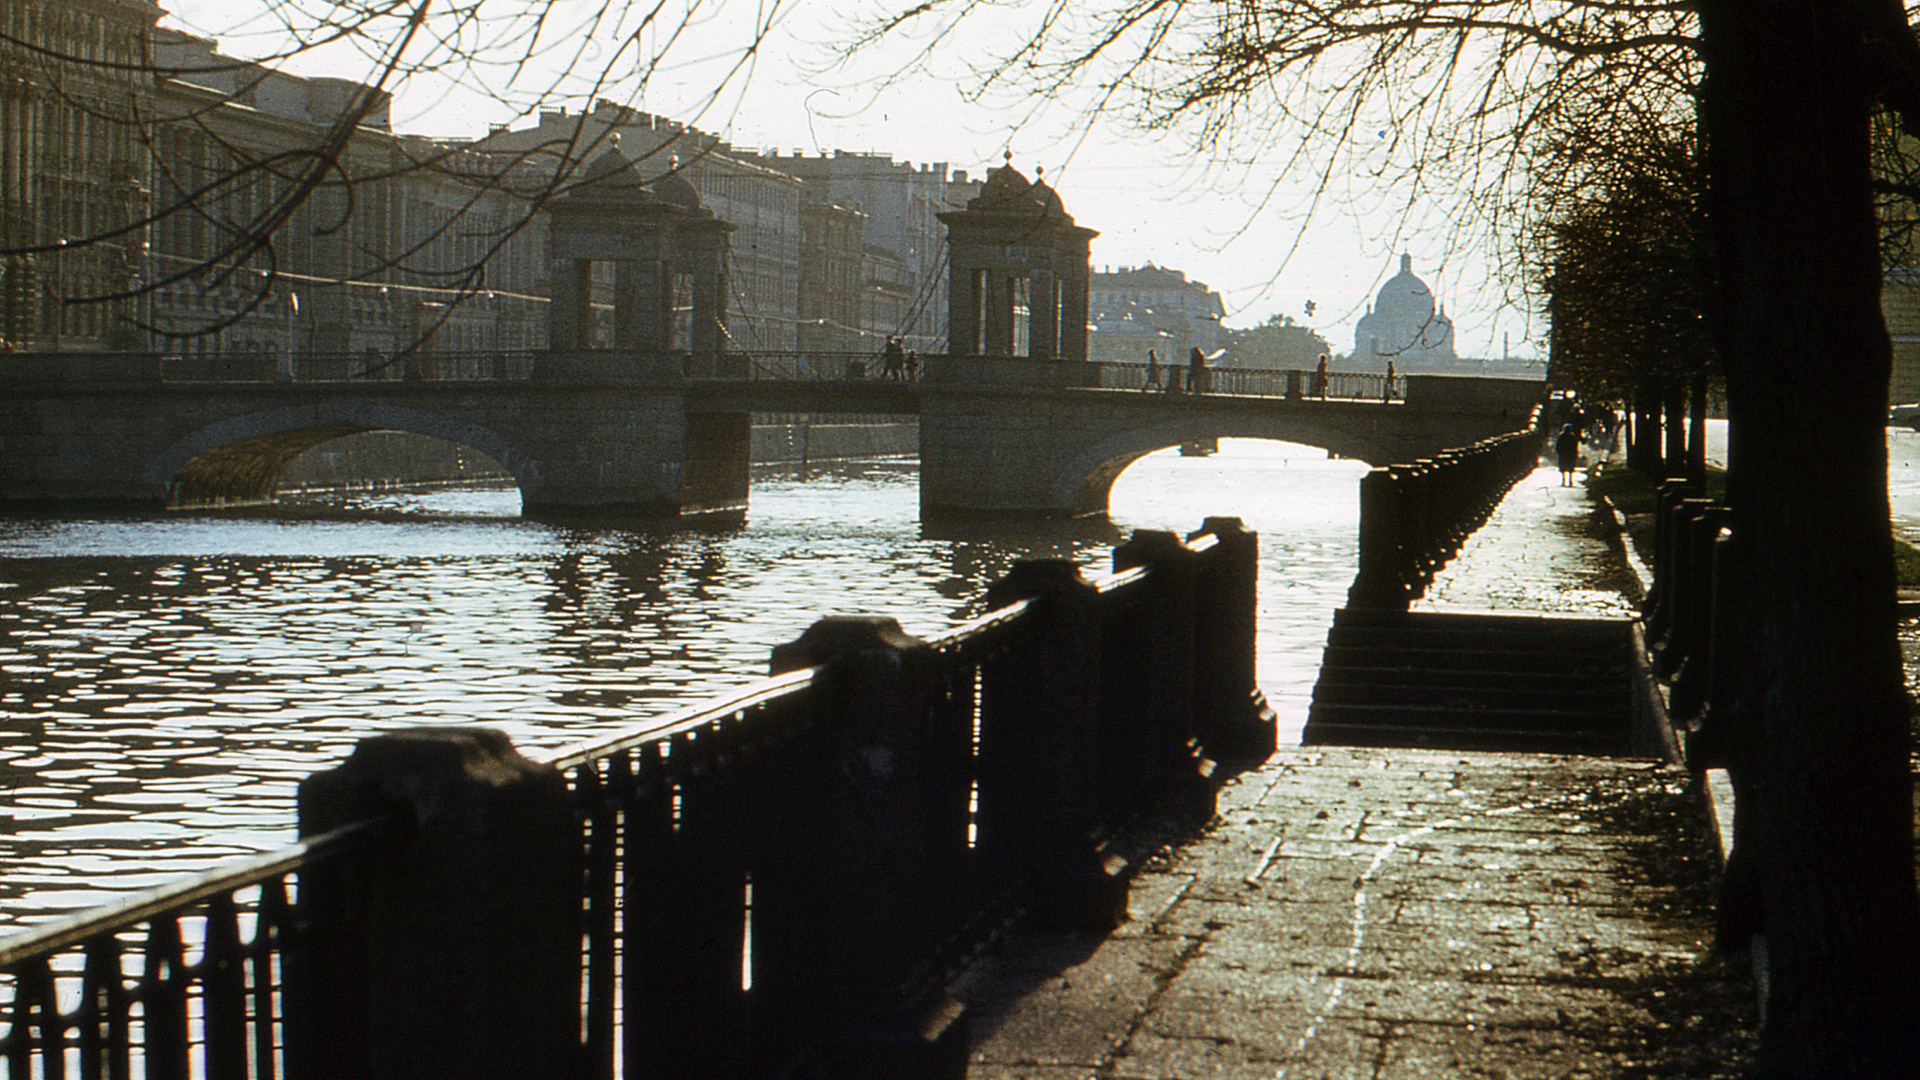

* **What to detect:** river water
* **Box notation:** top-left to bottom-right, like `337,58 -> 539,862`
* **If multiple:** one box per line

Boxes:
10,427 -> 1920,935
0,441 -> 1372,930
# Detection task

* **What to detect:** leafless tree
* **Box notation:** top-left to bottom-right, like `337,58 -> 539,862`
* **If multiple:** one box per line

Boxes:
841,0 -> 1920,1071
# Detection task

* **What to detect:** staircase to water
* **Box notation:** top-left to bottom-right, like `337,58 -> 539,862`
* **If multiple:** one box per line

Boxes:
1303,608 -> 1641,756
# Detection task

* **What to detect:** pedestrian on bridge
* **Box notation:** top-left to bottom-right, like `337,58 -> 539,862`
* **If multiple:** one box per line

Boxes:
1312,355 -> 1329,398
1145,349 -> 1162,390
882,336 -> 907,379
1188,347 -> 1208,394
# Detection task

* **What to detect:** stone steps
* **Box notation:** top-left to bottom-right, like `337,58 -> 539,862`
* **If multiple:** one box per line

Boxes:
1304,608 -> 1638,756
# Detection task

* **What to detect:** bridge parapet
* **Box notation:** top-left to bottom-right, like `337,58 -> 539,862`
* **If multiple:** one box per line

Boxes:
923,353 -> 1102,389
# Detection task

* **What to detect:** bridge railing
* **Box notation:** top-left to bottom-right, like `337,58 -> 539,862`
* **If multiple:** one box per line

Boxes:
162,352 -> 543,383
0,518 -> 1274,1080
5,350 -> 1447,404
722,350 -> 910,381
1080,361 -> 1396,400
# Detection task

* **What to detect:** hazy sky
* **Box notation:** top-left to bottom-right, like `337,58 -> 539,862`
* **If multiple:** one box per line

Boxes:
163,0 -> 1545,360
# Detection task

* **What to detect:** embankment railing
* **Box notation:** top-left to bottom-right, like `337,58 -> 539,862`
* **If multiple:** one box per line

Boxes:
0,517 -> 1274,1080
1634,478 -> 1731,763
1346,408 -> 1547,607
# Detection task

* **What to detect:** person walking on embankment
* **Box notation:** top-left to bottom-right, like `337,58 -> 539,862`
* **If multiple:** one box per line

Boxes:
1555,423 -> 1582,486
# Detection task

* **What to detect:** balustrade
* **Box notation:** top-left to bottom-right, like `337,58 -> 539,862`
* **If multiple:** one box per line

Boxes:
0,517 -> 1271,1080
0,349 -> 1426,403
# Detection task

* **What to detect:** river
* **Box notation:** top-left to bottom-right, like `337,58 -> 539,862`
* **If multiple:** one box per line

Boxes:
9,426 -> 1920,934
0,440 -> 1375,930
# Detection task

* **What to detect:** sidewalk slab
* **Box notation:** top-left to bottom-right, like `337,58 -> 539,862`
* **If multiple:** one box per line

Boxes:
957,749 -> 1755,1079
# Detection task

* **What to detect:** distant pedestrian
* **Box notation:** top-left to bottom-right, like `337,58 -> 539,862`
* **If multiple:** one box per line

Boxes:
1188,347 -> 1207,394
1383,360 -> 1396,401
882,336 -> 906,379
1145,349 -> 1162,390
904,349 -> 919,381
1555,423 -> 1582,486
1312,354 -> 1329,398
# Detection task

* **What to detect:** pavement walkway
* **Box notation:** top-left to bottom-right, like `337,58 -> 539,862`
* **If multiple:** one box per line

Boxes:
954,462 -> 1757,1079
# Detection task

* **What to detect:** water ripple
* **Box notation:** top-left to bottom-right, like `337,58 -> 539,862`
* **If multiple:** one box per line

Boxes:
0,447 -> 1367,930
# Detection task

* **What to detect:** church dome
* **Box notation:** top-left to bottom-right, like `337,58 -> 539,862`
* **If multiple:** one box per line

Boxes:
1354,253 -> 1456,363
1372,254 -> 1436,322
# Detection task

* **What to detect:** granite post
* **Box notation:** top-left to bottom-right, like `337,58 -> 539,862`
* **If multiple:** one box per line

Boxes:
289,727 -> 582,1080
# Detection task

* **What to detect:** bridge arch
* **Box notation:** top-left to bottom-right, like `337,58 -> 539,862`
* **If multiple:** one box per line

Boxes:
1050,415 -> 1393,517
149,401 -> 541,509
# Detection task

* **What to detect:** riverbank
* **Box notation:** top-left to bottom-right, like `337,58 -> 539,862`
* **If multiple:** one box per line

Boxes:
958,466 -> 1759,1076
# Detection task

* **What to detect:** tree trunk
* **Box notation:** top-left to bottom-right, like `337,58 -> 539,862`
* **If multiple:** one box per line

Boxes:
1696,3 -> 1920,1073
1630,382 -> 1664,474
1663,381 -> 1687,478
1688,372 -> 1709,485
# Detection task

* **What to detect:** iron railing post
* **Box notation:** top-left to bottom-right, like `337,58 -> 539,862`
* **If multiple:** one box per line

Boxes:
1187,517 -> 1277,764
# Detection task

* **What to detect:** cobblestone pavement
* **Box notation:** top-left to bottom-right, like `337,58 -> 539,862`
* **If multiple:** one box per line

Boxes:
955,461 -> 1758,1079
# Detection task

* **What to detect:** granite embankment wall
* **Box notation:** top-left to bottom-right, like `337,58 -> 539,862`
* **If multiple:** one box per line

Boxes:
277,419 -> 918,493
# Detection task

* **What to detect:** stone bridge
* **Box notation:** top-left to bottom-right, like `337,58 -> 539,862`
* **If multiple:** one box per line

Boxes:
0,350 -> 1542,519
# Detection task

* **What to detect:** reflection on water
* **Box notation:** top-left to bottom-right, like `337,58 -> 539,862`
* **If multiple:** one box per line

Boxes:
0,443 -> 1367,929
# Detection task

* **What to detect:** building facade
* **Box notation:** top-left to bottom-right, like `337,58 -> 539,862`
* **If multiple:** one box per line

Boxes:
1,0 -> 159,350
753,150 -> 981,355
797,199 -> 864,355
1087,264 -> 1228,362
152,31 -> 550,358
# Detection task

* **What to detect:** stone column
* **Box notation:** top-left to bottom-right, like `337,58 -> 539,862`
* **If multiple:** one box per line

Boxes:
548,258 -> 593,350
289,727 -> 582,1080
982,270 -> 1015,356
1058,256 -> 1091,362
1027,268 -> 1059,359
947,265 -> 981,356
612,259 -> 644,350
635,258 -> 671,352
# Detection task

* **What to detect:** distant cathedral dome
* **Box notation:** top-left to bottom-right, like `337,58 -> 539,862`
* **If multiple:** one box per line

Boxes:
1354,254 -> 1457,363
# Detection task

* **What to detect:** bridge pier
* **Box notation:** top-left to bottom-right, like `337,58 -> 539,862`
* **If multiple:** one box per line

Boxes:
522,408 -> 750,520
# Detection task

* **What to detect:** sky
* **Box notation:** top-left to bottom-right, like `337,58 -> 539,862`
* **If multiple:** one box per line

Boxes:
161,0 -> 1545,361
